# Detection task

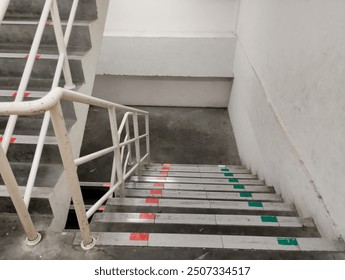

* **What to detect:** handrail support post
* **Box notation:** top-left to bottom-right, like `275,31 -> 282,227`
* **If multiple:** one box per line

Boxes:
0,145 -> 41,246
108,107 -> 125,197
49,102 -> 95,250
133,112 -> 141,176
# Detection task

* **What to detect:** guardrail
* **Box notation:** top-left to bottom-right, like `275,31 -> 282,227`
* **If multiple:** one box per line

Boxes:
0,87 -> 150,249
0,0 -> 78,207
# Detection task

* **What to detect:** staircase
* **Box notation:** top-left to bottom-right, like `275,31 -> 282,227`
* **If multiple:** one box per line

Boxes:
0,0 -> 105,223
74,163 -> 345,258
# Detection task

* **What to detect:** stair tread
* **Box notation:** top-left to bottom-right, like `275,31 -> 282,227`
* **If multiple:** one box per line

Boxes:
131,175 -> 265,185
74,232 -> 345,251
124,189 -> 282,201
107,197 -> 294,212
93,212 -> 307,228
141,171 -> 257,179
0,134 -> 57,145
124,182 -> 274,193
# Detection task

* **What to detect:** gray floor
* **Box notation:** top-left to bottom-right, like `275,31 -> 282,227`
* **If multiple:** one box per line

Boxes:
78,106 -> 241,182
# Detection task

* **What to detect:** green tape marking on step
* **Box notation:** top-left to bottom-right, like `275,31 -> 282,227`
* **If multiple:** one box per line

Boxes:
248,202 -> 263,208
228,178 -> 239,183
240,193 -> 253,197
221,168 -> 229,172
234,185 -> 245,190
277,238 -> 298,246
261,216 -> 278,223
224,173 -> 234,177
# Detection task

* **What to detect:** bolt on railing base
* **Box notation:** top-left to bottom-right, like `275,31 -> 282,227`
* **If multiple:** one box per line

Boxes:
25,232 -> 42,246
81,235 -> 97,250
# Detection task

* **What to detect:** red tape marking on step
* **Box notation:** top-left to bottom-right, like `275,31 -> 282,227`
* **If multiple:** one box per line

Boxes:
159,171 -> 168,175
161,167 -> 170,171
129,233 -> 149,241
103,183 -> 110,188
24,54 -> 41,59
98,206 -> 105,211
12,92 -> 30,97
157,177 -> 167,181
0,137 -> 16,143
139,213 -> 156,220
153,183 -> 164,188
145,198 -> 159,204
163,163 -> 171,168
150,189 -> 162,195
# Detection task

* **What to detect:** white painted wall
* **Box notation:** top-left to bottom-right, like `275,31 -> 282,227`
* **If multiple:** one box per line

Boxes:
104,0 -> 237,37
96,0 -> 237,77
97,36 -> 236,77
94,0 -> 238,106
230,0 -> 345,238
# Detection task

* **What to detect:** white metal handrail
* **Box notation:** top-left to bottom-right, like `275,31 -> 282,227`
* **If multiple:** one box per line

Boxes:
0,87 -> 150,250
0,0 -> 78,207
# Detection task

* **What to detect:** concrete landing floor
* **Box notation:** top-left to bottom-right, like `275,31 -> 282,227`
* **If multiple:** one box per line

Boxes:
78,106 -> 241,182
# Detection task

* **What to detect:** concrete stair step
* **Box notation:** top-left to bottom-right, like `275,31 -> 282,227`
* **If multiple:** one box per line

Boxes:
0,22 -> 91,52
0,54 -> 84,82
4,0 -> 98,21
130,175 -> 265,186
0,185 -> 53,215
0,99 -> 77,136
0,76 -> 68,91
141,170 -> 257,179
81,181 -> 275,193
148,163 -> 248,172
0,134 -> 62,164
74,232 -> 345,252
89,221 -> 319,237
93,212 -> 312,228
124,189 -> 282,202
107,197 -> 295,213
0,162 -> 63,187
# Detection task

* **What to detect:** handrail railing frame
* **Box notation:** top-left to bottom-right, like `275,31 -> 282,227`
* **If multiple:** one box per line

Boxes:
0,87 -> 150,250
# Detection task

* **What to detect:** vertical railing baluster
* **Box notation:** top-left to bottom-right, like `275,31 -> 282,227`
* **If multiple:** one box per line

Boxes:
145,114 -> 150,165
108,107 -> 125,197
133,112 -> 141,176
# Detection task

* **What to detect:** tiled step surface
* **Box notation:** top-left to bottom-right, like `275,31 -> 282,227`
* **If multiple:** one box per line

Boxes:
74,232 -> 345,252
4,0 -> 98,21
74,163 -> 345,254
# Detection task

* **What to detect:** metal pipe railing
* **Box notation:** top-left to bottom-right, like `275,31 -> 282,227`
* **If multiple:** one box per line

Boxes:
0,87 -> 150,250
1,0 -> 79,208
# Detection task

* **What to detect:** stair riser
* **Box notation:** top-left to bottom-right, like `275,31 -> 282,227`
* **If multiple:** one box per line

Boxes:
5,143 -> 61,164
105,205 -> 298,217
0,197 -> 52,215
0,25 -> 91,51
5,0 -> 98,21
89,222 -> 320,237
0,58 -> 84,82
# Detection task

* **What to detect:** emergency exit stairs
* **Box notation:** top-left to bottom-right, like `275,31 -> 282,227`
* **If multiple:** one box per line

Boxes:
75,163 -> 345,256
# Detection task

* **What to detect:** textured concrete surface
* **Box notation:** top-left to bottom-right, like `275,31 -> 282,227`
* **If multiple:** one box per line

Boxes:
78,106 -> 241,182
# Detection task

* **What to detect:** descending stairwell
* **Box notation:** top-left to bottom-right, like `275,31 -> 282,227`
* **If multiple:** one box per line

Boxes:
74,163 -> 345,259
0,0 -> 108,228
